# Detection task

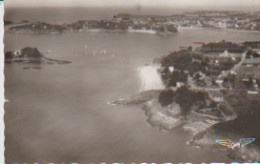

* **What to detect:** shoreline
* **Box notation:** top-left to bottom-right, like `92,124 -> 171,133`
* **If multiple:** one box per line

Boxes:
7,28 -> 177,35
178,26 -> 260,34
7,24 -> 260,36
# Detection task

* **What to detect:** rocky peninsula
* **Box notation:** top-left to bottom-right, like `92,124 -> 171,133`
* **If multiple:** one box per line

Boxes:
109,40 -> 260,162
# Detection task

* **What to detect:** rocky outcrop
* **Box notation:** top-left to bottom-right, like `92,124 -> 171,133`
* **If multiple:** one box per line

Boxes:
142,100 -> 184,130
109,90 -> 184,130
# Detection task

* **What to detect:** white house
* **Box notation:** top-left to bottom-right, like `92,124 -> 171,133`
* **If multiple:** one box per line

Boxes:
168,66 -> 174,73
220,50 -> 231,57
209,91 -> 224,102
247,90 -> 258,95
216,79 -> 224,84
176,82 -> 185,88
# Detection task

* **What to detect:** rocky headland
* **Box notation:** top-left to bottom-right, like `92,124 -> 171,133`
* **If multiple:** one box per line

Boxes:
109,40 -> 260,162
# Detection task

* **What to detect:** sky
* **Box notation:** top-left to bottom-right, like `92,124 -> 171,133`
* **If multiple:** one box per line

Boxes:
4,0 -> 260,8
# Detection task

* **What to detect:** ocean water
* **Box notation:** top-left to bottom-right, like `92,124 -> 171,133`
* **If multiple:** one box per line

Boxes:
4,7 -> 260,164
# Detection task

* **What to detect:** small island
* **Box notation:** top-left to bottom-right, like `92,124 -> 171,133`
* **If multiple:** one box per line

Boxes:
5,47 -> 71,69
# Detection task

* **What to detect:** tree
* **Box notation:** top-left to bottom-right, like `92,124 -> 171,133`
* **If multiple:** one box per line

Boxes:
158,89 -> 174,107
5,51 -> 14,60
21,47 -> 42,58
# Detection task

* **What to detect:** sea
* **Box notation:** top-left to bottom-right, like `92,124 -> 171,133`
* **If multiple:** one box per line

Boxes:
4,7 -> 260,164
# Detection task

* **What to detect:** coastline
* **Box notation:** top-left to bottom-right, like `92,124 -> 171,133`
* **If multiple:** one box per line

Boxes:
178,26 -> 260,34
6,28 -> 178,35
7,23 -> 260,36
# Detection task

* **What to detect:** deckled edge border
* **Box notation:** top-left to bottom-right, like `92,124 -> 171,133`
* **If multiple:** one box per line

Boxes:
0,1 -> 5,164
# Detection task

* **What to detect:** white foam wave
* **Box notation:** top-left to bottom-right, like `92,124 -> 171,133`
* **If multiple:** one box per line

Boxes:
128,29 -> 157,34
138,65 -> 165,91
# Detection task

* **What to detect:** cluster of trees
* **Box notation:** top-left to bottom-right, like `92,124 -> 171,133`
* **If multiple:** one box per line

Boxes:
223,73 -> 237,88
158,87 -> 211,116
160,49 -> 238,87
161,49 -> 209,74
210,58 -> 237,73
131,23 -> 178,33
246,50 -> 260,59
5,47 -> 42,60
20,47 -> 42,58
161,49 -> 194,70
9,16 -> 178,34
161,69 -> 188,87
212,92 -> 260,148
4,20 -> 13,26
200,40 -> 246,53
67,20 -> 129,31
158,89 -> 175,107
9,22 -> 66,33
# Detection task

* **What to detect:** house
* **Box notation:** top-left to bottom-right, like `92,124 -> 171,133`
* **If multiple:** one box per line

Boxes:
253,84 -> 259,90
193,71 -> 206,80
220,50 -> 230,57
242,78 -> 250,82
176,82 -> 185,88
230,71 -> 237,75
216,79 -> 224,84
14,50 -> 21,57
247,90 -> 259,95
252,79 -> 259,90
242,74 -> 251,82
244,64 -> 254,68
168,66 -> 174,73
